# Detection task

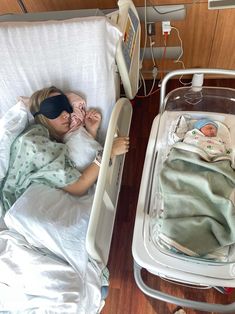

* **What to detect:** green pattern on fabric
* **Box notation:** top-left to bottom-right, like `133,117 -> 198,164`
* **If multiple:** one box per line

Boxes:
1,124 -> 81,212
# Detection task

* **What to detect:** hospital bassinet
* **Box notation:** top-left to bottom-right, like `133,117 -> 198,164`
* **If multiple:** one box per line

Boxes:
132,68 -> 235,313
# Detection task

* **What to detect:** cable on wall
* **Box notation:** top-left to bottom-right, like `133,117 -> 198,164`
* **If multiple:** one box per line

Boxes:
17,0 -> 28,13
171,26 -> 191,86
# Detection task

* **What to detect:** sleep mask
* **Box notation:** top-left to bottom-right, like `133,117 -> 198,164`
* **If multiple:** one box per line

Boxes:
33,94 -> 73,119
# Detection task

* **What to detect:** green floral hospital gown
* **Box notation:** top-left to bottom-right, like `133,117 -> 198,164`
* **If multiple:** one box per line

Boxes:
1,124 -> 81,212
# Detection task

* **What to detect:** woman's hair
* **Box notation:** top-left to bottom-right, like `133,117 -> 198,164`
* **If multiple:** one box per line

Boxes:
29,86 -> 63,140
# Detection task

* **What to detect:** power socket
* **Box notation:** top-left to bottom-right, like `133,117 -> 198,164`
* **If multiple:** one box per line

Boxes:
162,21 -> 171,35
147,23 -> 155,36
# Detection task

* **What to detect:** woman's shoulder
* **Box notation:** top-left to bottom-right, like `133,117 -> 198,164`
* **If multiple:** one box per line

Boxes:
15,124 -> 51,146
23,124 -> 49,137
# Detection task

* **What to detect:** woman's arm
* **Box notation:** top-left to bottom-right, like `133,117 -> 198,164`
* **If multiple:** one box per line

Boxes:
62,162 -> 99,196
62,136 -> 129,196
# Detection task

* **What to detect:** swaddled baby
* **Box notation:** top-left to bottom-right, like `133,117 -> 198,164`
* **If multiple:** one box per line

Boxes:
63,92 -> 103,171
183,118 -> 228,157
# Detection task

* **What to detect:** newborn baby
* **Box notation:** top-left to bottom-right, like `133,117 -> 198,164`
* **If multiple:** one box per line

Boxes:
183,118 -> 228,156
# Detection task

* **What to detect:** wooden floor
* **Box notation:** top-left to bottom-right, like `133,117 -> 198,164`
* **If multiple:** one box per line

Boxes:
102,78 -> 235,314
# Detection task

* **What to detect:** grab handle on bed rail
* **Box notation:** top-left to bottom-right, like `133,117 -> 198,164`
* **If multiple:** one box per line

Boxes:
134,262 -> 235,314
160,68 -> 235,114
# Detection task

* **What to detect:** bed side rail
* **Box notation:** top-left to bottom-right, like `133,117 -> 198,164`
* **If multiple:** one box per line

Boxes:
160,68 -> 235,114
134,262 -> 235,314
86,98 -> 132,267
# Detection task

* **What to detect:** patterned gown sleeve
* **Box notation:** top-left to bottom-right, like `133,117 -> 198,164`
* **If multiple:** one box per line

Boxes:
1,124 -> 81,212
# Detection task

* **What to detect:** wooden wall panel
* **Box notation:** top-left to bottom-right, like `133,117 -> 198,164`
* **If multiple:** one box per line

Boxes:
177,2 -> 217,68
23,0 -> 98,11
17,0 -> 207,13
22,0 -> 118,12
0,0 -> 23,14
209,9 -> 235,69
133,0 -> 206,6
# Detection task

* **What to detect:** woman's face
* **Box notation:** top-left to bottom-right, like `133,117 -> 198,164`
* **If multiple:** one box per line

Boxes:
47,110 -> 71,137
200,124 -> 217,137
45,92 -> 71,137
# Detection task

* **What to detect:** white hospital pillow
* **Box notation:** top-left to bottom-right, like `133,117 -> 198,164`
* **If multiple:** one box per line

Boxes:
0,100 -> 29,181
19,96 -> 35,124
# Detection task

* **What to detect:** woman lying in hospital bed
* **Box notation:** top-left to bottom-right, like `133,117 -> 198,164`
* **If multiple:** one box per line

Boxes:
152,115 -> 235,261
2,86 -> 129,211
30,86 -> 128,171
0,86 -> 130,311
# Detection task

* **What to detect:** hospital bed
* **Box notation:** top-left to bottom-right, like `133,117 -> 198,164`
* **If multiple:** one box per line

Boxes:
132,68 -> 235,313
0,0 -> 140,312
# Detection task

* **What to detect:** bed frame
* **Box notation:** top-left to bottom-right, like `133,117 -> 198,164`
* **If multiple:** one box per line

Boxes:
0,1 -> 140,311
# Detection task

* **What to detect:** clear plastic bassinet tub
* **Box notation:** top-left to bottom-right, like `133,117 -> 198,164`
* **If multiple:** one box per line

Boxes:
132,68 -> 235,313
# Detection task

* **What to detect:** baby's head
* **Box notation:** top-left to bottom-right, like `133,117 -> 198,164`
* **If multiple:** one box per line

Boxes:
194,119 -> 218,137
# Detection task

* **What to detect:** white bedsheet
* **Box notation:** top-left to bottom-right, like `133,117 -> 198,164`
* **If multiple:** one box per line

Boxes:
1,184 -> 103,313
0,230 -> 101,313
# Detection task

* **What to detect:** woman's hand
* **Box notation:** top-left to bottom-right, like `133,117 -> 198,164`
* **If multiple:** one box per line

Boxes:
111,136 -> 130,158
85,109 -> 102,138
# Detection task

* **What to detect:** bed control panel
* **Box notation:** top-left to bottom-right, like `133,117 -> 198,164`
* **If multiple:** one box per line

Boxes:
116,0 -> 140,99
122,8 -> 139,72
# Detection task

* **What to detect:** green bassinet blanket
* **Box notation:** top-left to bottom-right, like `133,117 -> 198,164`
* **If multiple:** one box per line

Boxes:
1,124 -> 81,213
158,145 -> 235,256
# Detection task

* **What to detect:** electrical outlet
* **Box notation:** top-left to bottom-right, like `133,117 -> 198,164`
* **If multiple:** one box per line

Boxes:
147,23 -> 155,36
162,21 -> 171,35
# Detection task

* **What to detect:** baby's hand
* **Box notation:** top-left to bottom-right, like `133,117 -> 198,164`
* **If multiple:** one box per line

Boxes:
85,109 -> 102,138
111,137 -> 130,157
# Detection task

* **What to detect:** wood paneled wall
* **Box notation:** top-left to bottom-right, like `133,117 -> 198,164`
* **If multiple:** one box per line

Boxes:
0,0 -> 23,14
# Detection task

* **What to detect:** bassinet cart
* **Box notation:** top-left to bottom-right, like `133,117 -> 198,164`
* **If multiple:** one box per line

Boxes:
132,68 -> 235,313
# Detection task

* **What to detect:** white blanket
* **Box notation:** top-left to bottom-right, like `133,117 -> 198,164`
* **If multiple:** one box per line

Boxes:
1,184 -> 103,313
0,230 -> 102,313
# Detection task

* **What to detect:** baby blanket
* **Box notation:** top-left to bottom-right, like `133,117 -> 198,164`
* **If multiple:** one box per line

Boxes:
156,144 -> 235,256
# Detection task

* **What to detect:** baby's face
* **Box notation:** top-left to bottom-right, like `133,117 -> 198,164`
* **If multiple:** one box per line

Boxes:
200,124 -> 217,137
